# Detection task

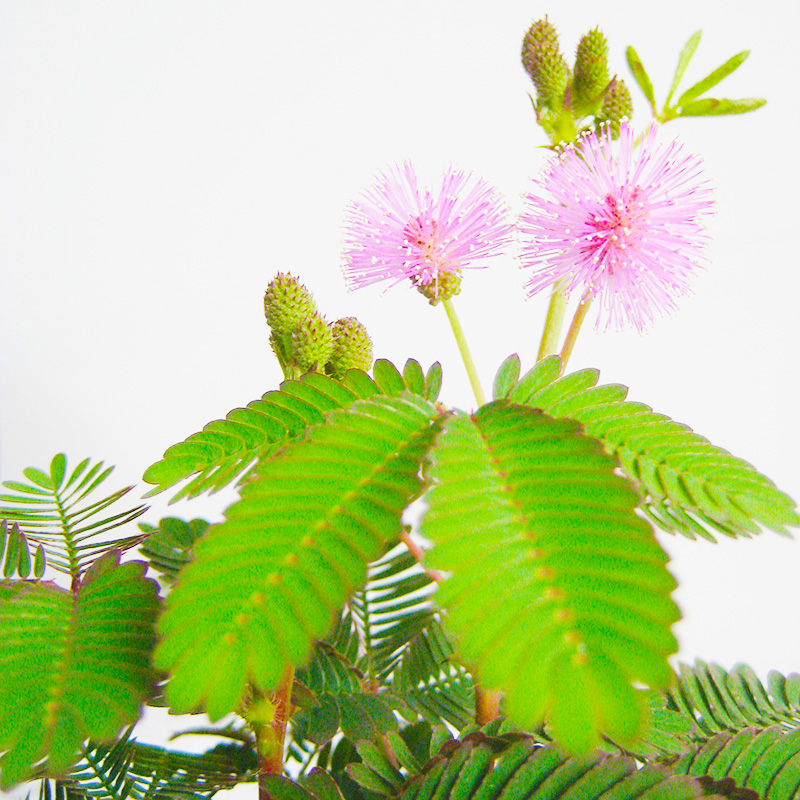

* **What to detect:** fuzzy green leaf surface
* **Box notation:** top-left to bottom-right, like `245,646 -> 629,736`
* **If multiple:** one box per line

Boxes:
155,393 -> 441,720
504,357 -> 800,540
143,360 -> 440,502
0,552 -> 159,788
421,402 -> 678,752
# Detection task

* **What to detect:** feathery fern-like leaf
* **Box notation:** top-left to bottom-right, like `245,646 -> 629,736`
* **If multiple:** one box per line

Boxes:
292,641 -> 398,747
669,726 -> 800,799
39,727 -> 258,800
0,552 -> 160,788
348,729 -> 718,799
421,401 -> 679,752
496,355 -> 799,540
0,455 -> 147,581
348,546 -> 473,728
154,392 -> 441,720
666,661 -> 800,741
143,359 -> 441,503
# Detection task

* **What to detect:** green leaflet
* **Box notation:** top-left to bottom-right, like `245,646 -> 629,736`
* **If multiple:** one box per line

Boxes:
348,729 -> 713,800
421,402 -> 678,753
292,642 -> 397,747
498,355 -> 800,540
667,661 -> 800,741
0,455 -> 147,579
50,728 -> 257,800
670,727 -> 800,799
143,359 -> 442,502
0,552 -> 160,788
154,393 -> 441,720
349,547 -> 473,728
138,517 -> 210,584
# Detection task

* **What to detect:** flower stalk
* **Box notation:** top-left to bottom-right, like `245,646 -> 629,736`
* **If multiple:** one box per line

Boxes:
443,297 -> 486,407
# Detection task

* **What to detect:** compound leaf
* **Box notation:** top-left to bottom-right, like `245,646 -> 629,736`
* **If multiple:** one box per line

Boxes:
0,552 -> 159,788
508,357 -> 799,540
421,402 -> 678,752
143,361 -> 440,502
675,50 -> 751,107
155,393 -> 441,720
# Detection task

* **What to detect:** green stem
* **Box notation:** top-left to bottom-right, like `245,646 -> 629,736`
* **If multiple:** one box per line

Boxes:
558,290 -> 593,375
443,297 -> 486,407
536,284 -> 569,362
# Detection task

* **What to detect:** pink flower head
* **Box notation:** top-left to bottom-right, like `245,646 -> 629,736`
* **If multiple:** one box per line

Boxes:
519,122 -> 715,330
343,162 -> 512,293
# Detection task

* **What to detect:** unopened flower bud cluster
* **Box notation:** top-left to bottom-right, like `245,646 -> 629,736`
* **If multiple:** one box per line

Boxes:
264,273 -> 373,380
521,17 -> 630,142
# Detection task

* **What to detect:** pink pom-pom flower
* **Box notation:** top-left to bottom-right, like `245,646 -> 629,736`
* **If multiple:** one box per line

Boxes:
519,122 -> 715,330
343,162 -> 512,292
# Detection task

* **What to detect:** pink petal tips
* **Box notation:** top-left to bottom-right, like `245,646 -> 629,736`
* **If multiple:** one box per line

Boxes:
519,122 -> 715,331
342,162 -> 512,292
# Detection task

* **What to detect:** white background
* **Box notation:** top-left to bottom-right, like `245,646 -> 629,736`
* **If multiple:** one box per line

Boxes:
1,1 -> 798,796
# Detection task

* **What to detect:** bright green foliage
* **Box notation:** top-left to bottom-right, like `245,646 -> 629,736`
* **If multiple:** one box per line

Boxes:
625,45 -> 656,113
293,642 -> 397,747
349,546 -> 474,729
138,517 -> 209,584
0,454 -> 147,579
670,727 -> 800,799
154,393 -> 441,720
39,727 -> 257,799
0,552 -> 159,788
422,401 -> 678,751
0,520 -> 44,579
346,728 -> 715,800
499,355 -> 800,540
142,359 -> 441,502
626,31 -> 766,123
665,31 -> 702,107
667,661 -> 800,740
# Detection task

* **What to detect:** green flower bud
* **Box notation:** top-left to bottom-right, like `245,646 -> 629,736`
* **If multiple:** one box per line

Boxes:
521,18 -> 570,111
573,28 -> 609,110
327,317 -> 373,379
414,271 -> 462,305
264,272 -> 317,338
291,313 -> 334,374
595,78 -> 633,138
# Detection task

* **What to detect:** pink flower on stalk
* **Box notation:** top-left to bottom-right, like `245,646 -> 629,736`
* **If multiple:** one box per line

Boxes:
343,162 -> 512,292
519,122 -> 715,330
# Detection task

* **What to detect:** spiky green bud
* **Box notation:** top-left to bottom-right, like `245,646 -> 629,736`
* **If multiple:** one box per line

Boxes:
414,271 -> 462,306
291,313 -> 334,374
595,78 -> 633,138
264,272 -> 318,338
573,28 -> 609,110
521,18 -> 570,111
327,317 -> 373,379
